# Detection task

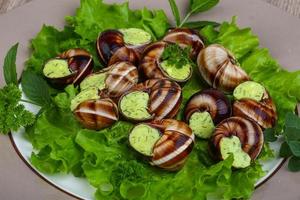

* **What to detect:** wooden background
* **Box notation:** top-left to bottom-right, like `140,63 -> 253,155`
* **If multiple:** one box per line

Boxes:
1,0 -> 300,17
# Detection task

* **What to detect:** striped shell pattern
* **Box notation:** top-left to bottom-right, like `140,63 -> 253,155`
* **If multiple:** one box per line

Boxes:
74,98 -> 119,130
211,116 -> 264,160
150,119 -> 195,171
197,44 -> 250,92
233,91 -> 277,129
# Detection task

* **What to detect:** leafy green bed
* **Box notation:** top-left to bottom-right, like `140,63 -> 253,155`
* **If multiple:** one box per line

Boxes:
2,0 -> 299,199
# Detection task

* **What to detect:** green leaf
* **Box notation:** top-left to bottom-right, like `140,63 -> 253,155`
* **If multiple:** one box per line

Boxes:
53,85 -> 78,110
279,141 -> 293,158
189,0 -> 219,14
21,70 -> 52,106
264,128 -> 277,142
287,141 -> 300,157
183,20 -> 220,29
3,43 -> 18,85
288,156 -> 300,172
168,0 -> 181,26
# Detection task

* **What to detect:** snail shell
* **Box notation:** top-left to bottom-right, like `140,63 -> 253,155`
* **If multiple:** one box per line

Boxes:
74,98 -> 119,130
211,116 -> 264,161
197,44 -> 250,92
184,88 -> 231,124
163,28 -> 205,59
44,48 -> 93,88
150,119 -> 195,171
105,61 -> 139,98
233,91 -> 277,129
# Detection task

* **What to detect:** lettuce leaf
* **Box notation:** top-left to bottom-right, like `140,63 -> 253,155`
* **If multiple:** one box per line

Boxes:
66,0 -> 169,41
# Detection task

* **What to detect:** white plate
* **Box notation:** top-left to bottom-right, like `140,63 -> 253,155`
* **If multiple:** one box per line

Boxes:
10,91 -> 285,200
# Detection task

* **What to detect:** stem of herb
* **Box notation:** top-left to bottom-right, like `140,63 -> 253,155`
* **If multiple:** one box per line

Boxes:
179,11 -> 192,27
20,99 -> 40,106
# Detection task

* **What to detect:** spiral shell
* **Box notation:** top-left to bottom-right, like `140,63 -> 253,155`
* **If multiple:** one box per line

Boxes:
44,48 -> 93,88
150,119 -> 195,171
211,116 -> 264,161
74,98 -> 119,130
233,91 -> 277,129
105,61 -> 139,98
184,88 -> 231,124
163,28 -> 205,59
119,79 -> 182,121
197,44 -> 250,92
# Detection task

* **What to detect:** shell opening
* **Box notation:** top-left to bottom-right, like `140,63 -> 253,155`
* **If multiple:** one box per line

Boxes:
43,59 -> 71,78
70,87 -> 99,111
233,81 -> 265,102
188,111 -> 215,139
119,28 -> 152,46
80,72 -> 107,91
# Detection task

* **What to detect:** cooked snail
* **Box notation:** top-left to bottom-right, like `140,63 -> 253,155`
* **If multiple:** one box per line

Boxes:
184,89 -> 231,139
233,81 -> 277,129
140,42 -> 193,82
129,119 -> 194,171
197,44 -> 250,92
96,28 -> 152,66
163,28 -> 205,59
211,116 -> 264,168
119,79 -> 182,121
43,48 -> 93,88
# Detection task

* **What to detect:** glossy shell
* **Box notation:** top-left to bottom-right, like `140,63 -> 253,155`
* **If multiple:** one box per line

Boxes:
233,91 -> 277,129
74,98 -> 119,130
119,79 -> 182,121
184,88 -> 231,124
44,48 -> 93,88
96,30 -> 146,66
163,28 -> 205,59
149,119 -> 195,171
211,116 -> 264,161
105,62 -> 139,98
197,44 -> 250,92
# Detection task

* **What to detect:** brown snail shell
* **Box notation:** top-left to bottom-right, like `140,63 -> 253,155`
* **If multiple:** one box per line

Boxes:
140,41 -> 192,83
163,28 -> 205,59
119,79 -> 182,121
211,116 -> 264,161
197,44 -> 250,92
74,98 -> 119,130
233,91 -> 277,129
44,48 -> 93,89
149,119 -> 195,171
105,61 -> 139,98
96,30 -> 148,66
184,88 -> 231,124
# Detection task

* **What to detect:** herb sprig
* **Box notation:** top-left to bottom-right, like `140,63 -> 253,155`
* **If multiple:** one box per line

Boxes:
161,44 -> 193,69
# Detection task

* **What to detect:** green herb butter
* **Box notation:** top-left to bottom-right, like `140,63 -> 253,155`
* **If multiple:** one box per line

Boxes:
80,73 -> 107,91
119,28 -> 151,46
70,87 -> 99,111
43,59 -> 71,78
160,60 -> 191,81
120,91 -> 151,120
189,111 -> 215,139
129,124 -> 160,156
233,81 -> 265,102
220,136 -> 251,168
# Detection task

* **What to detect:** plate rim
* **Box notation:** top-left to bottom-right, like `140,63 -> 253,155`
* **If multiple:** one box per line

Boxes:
9,132 -> 287,200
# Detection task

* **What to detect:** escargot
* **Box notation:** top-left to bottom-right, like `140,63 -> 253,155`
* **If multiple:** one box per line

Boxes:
119,79 -> 182,121
184,89 -> 231,139
74,98 -> 119,130
211,116 -> 264,168
197,44 -> 250,92
96,28 -> 152,66
129,119 -> 195,171
43,48 -> 93,88
140,41 -> 193,82
233,81 -> 277,129
163,28 -> 205,59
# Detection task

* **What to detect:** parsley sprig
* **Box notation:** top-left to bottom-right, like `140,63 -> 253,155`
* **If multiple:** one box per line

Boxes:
161,44 -> 193,69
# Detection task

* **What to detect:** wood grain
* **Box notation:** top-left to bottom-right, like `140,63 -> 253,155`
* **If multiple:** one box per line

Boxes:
1,0 -> 300,16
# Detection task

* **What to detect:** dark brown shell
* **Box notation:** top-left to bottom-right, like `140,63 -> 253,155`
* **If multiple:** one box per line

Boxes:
233,91 -> 277,129
149,119 -> 195,171
105,62 -> 139,98
44,48 -> 93,88
119,79 -> 182,121
211,116 -> 264,161
163,28 -> 205,59
74,98 -> 119,130
184,88 -> 231,124
108,46 -> 140,66
197,44 -> 250,92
